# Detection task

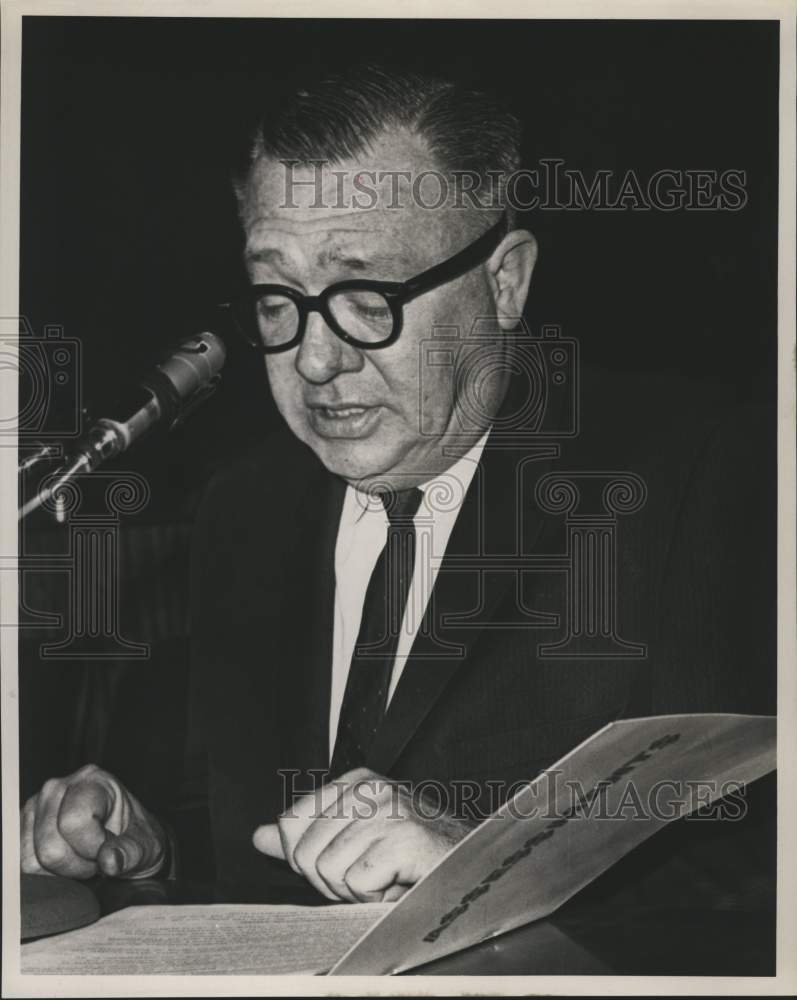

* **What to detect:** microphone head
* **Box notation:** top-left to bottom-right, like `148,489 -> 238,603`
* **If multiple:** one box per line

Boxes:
156,331 -> 227,401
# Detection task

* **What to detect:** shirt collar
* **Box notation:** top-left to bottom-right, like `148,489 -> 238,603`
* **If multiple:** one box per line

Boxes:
346,430 -> 491,525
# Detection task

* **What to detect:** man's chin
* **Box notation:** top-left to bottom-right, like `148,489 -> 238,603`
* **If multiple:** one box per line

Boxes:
287,415 -> 437,490
302,432 -> 399,487
308,441 -> 449,495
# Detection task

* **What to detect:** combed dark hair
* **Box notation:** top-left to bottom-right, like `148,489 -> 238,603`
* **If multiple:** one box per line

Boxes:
232,63 -> 521,225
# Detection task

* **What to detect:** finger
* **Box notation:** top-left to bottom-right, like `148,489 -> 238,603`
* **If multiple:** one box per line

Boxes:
278,777 -> 351,874
33,783 -> 96,878
296,778 -> 393,901
343,837 -> 405,901
113,802 -> 167,878
294,820 -> 359,901
252,824 -> 285,859
381,883 -> 409,903
97,830 -> 143,877
292,807 -> 363,900
57,781 -> 112,860
313,824 -> 385,902
21,797 -> 45,875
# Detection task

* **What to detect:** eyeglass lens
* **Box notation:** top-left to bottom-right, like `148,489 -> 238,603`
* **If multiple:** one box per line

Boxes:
250,289 -> 395,348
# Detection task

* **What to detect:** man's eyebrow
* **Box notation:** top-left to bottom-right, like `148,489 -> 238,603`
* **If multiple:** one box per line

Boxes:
243,243 -> 413,271
318,248 -> 411,271
244,246 -> 287,266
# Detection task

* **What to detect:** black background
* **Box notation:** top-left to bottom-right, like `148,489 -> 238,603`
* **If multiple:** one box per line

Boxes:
20,16 -> 779,517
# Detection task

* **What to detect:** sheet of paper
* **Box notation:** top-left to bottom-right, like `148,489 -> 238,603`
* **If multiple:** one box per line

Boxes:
21,902 -> 391,975
331,712 -> 776,974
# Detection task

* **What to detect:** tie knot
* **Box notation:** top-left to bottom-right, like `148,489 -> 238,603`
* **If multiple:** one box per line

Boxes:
380,487 -> 423,524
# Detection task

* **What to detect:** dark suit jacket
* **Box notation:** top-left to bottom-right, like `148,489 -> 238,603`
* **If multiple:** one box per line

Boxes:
178,363 -> 775,901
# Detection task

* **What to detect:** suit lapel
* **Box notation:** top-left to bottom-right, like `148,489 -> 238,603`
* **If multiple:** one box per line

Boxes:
367,434 -> 559,775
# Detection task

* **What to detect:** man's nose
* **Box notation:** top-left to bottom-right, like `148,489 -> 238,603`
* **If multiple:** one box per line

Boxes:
295,310 -> 363,384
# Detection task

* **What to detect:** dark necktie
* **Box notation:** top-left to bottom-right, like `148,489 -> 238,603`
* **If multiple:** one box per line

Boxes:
330,487 -> 424,776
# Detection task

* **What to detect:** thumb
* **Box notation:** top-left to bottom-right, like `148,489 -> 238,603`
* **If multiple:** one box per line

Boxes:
252,823 -> 285,859
97,830 -> 145,877
380,883 -> 409,903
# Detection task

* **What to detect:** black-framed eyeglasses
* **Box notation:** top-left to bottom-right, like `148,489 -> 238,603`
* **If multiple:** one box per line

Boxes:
220,214 -> 508,354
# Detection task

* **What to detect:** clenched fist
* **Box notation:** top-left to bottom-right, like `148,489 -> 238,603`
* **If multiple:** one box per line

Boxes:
21,764 -> 167,879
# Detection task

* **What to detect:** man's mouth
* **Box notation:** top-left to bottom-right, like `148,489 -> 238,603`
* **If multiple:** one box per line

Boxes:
307,403 -> 382,438
317,405 -> 369,419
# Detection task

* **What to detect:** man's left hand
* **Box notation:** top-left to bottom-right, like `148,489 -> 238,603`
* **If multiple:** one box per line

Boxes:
252,768 -> 473,902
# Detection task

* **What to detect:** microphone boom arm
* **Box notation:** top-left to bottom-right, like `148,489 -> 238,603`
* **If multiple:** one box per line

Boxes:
18,332 -> 226,521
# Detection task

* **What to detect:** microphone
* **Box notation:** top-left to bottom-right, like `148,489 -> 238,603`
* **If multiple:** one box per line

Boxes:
18,331 -> 227,520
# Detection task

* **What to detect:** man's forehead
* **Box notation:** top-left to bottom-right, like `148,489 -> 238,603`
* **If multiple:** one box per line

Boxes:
242,165 -> 433,230
243,127 -> 439,209
245,211 -> 416,244
242,183 -> 450,270
244,215 -> 419,269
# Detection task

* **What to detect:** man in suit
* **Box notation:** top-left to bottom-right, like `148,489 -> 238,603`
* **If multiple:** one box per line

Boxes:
21,65 -> 774,905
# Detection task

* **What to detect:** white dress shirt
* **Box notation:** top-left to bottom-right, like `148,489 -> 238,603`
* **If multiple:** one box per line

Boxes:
328,432 -> 489,761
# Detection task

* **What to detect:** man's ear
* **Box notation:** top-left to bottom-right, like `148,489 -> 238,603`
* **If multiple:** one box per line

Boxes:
485,229 -> 538,330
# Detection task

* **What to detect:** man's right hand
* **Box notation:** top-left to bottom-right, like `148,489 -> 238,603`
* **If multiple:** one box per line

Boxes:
21,764 -> 167,880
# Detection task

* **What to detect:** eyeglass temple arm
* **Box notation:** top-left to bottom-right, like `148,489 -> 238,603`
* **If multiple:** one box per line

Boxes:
216,214 -> 508,310
401,213 -> 509,300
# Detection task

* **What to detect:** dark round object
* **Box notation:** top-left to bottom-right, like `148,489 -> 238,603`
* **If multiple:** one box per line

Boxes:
21,874 -> 100,940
